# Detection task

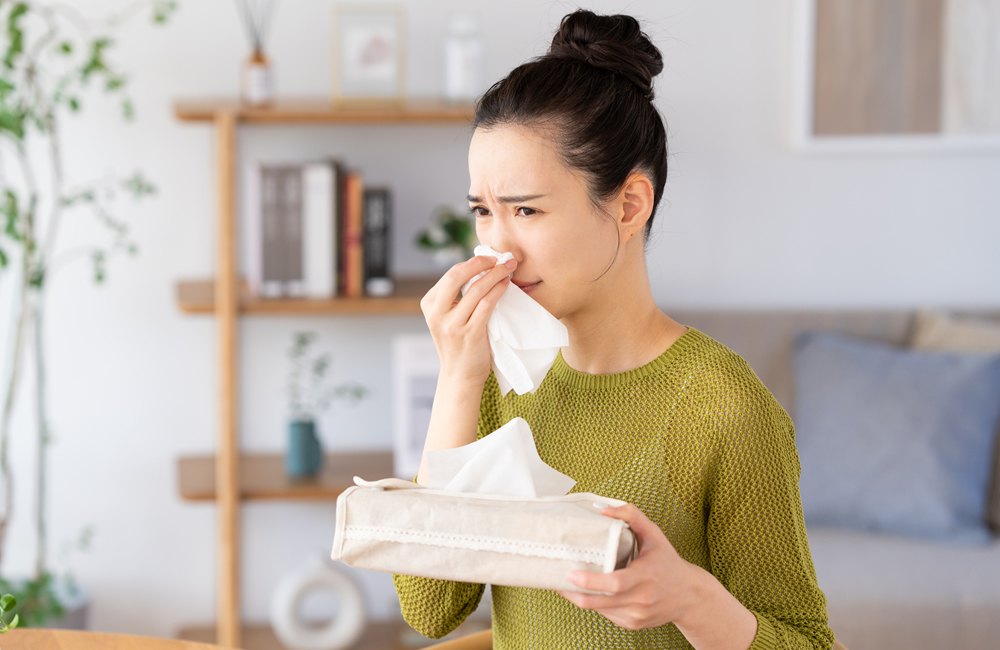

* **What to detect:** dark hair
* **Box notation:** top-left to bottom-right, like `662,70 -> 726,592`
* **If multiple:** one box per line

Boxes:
473,10 -> 667,240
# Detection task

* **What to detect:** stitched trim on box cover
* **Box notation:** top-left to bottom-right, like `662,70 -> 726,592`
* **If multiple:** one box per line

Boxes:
344,525 -> 607,564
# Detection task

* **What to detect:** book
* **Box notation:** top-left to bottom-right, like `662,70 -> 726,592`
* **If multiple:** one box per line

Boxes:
341,171 -> 365,298
243,162 -> 264,296
258,164 -> 285,298
278,165 -> 305,297
363,187 -> 393,296
302,161 -> 339,298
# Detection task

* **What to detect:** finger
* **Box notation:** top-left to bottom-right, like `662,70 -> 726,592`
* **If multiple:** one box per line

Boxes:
463,269 -> 514,329
566,566 -> 637,597
557,588 -> 624,611
454,254 -> 517,323
431,256 -> 503,314
599,504 -> 664,553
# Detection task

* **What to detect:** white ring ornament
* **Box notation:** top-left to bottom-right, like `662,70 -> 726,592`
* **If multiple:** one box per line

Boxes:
269,554 -> 367,650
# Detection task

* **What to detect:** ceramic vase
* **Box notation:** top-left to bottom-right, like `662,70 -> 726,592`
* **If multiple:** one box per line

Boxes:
286,419 -> 323,478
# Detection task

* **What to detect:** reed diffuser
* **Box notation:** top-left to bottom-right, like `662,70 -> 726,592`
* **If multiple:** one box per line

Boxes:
236,0 -> 277,106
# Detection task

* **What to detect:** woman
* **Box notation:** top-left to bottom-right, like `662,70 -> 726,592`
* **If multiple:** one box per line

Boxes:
394,10 -> 833,650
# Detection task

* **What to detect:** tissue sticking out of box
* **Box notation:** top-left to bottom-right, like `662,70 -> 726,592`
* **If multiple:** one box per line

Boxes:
427,417 -> 576,498
463,245 -> 570,396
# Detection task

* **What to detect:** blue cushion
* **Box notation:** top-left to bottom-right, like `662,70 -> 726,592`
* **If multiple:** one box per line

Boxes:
793,331 -> 1000,544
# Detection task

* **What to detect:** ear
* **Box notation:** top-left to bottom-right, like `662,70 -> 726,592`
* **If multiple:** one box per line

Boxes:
617,172 -> 655,246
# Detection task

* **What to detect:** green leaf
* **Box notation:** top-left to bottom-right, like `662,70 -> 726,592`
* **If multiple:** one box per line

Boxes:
92,250 -> 106,284
153,1 -> 179,24
69,97 -> 80,112
4,3 -> 28,71
9,613 -> 17,628
122,172 -> 156,197
0,593 -> 14,610
30,266 -> 45,288
80,38 -> 114,82
0,106 -> 26,139
59,41 -> 73,54
105,76 -> 124,92
122,98 -> 134,121
0,247 -> 7,268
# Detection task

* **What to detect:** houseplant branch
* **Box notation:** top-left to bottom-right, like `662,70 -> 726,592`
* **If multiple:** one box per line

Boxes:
0,0 -> 175,623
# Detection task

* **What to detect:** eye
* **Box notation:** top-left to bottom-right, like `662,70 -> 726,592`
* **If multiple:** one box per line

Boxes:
515,207 -> 537,217
470,205 -> 490,217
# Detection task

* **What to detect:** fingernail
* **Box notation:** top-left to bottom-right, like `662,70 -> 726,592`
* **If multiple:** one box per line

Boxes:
566,571 -> 581,584
505,259 -> 516,269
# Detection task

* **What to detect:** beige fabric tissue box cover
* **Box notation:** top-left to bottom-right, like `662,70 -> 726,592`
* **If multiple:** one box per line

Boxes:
331,478 -> 637,593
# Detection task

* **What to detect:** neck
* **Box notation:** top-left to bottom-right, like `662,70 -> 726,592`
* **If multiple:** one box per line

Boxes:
559,245 -> 685,375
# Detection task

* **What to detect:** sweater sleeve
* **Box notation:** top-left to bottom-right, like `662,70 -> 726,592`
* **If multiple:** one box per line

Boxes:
391,372 -> 503,638
701,357 -> 835,650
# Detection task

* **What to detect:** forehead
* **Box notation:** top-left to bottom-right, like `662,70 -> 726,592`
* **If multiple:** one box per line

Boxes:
468,124 -> 571,194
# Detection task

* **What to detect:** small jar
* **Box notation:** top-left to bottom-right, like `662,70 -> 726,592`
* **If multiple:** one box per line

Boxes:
242,48 -> 274,106
444,15 -> 484,102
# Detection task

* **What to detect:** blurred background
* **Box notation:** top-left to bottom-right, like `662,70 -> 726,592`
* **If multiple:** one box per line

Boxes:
0,0 -> 998,648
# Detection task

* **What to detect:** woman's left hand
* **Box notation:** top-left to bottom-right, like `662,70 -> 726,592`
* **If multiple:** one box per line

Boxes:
557,503 -> 697,631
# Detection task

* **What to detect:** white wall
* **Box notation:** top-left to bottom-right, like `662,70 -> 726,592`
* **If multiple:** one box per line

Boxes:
0,0 -> 997,639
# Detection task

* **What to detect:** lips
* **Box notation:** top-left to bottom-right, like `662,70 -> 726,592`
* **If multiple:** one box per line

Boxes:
511,278 -> 541,291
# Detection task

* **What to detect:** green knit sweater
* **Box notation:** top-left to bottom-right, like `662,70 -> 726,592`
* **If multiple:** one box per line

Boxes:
393,328 -> 834,650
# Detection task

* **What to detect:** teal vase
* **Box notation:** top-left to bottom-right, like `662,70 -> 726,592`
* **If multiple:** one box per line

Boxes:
287,419 -> 323,478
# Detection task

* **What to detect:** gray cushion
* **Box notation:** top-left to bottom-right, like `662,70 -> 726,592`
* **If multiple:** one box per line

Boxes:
794,331 -> 1000,544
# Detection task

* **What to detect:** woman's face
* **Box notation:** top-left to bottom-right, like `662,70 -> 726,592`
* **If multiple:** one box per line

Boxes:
467,124 -> 621,320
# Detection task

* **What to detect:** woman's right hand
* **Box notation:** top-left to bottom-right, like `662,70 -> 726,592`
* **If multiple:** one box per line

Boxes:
420,254 -> 516,387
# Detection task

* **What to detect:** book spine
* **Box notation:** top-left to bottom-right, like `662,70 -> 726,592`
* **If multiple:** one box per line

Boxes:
302,162 -> 336,298
337,167 -> 348,296
343,171 -> 365,298
363,187 -> 392,290
281,166 -> 305,297
243,162 -> 263,296
260,165 -> 284,298
331,161 -> 343,296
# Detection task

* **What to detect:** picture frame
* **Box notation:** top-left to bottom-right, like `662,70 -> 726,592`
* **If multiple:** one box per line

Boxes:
391,334 -> 440,480
331,5 -> 407,106
790,0 -> 1000,154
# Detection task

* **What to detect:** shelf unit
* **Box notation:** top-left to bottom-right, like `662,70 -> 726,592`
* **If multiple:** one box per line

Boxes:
174,97 -> 474,649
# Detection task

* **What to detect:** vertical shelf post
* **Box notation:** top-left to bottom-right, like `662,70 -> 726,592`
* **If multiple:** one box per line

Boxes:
214,110 -> 241,648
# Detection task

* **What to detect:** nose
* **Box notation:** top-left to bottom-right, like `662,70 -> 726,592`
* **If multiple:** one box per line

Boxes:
479,215 -> 521,260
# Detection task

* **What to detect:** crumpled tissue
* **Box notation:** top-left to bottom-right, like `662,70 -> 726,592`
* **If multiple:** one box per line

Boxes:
427,417 -> 576,498
463,245 -> 570,395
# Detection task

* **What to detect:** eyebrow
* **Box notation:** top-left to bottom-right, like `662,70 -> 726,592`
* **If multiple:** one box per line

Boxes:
466,194 -> 546,204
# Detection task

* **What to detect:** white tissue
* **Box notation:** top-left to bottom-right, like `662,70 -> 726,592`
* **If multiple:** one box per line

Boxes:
427,417 -> 576,497
464,245 -> 570,395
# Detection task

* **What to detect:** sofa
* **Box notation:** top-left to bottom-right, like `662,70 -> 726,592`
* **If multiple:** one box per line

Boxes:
670,309 -> 1000,650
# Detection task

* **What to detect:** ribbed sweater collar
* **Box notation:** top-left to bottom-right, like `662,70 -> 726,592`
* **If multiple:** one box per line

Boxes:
548,327 -> 702,391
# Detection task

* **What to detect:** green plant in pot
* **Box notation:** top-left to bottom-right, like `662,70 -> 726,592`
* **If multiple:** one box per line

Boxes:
414,205 -> 477,267
0,591 -> 18,632
0,0 -> 175,628
286,332 -> 367,478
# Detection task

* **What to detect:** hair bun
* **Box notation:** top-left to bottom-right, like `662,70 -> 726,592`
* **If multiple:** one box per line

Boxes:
548,10 -> 663,99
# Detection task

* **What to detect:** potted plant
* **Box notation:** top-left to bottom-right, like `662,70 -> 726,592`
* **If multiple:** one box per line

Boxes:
414,205 -> 477,267
0,592 -> 17,632
286,332 -> 368,478
0,0 -> 176,628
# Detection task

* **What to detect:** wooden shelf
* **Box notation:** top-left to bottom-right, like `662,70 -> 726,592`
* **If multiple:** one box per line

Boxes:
174,97 -> 475,124
175,277 -> 437,315
177,619 -> 491,650
177,451 -> 393,502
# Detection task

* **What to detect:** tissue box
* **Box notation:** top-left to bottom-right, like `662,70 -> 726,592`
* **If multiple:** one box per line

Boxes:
331,477 -> 638,593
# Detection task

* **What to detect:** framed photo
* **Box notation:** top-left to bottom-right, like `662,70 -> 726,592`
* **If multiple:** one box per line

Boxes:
332,5 -> 406,105
790,0 -> 1000,153
391,334 -> 440,480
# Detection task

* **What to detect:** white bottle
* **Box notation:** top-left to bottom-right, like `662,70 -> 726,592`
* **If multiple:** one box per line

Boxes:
444,15 -> 484,102
242,49 -> 274,106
